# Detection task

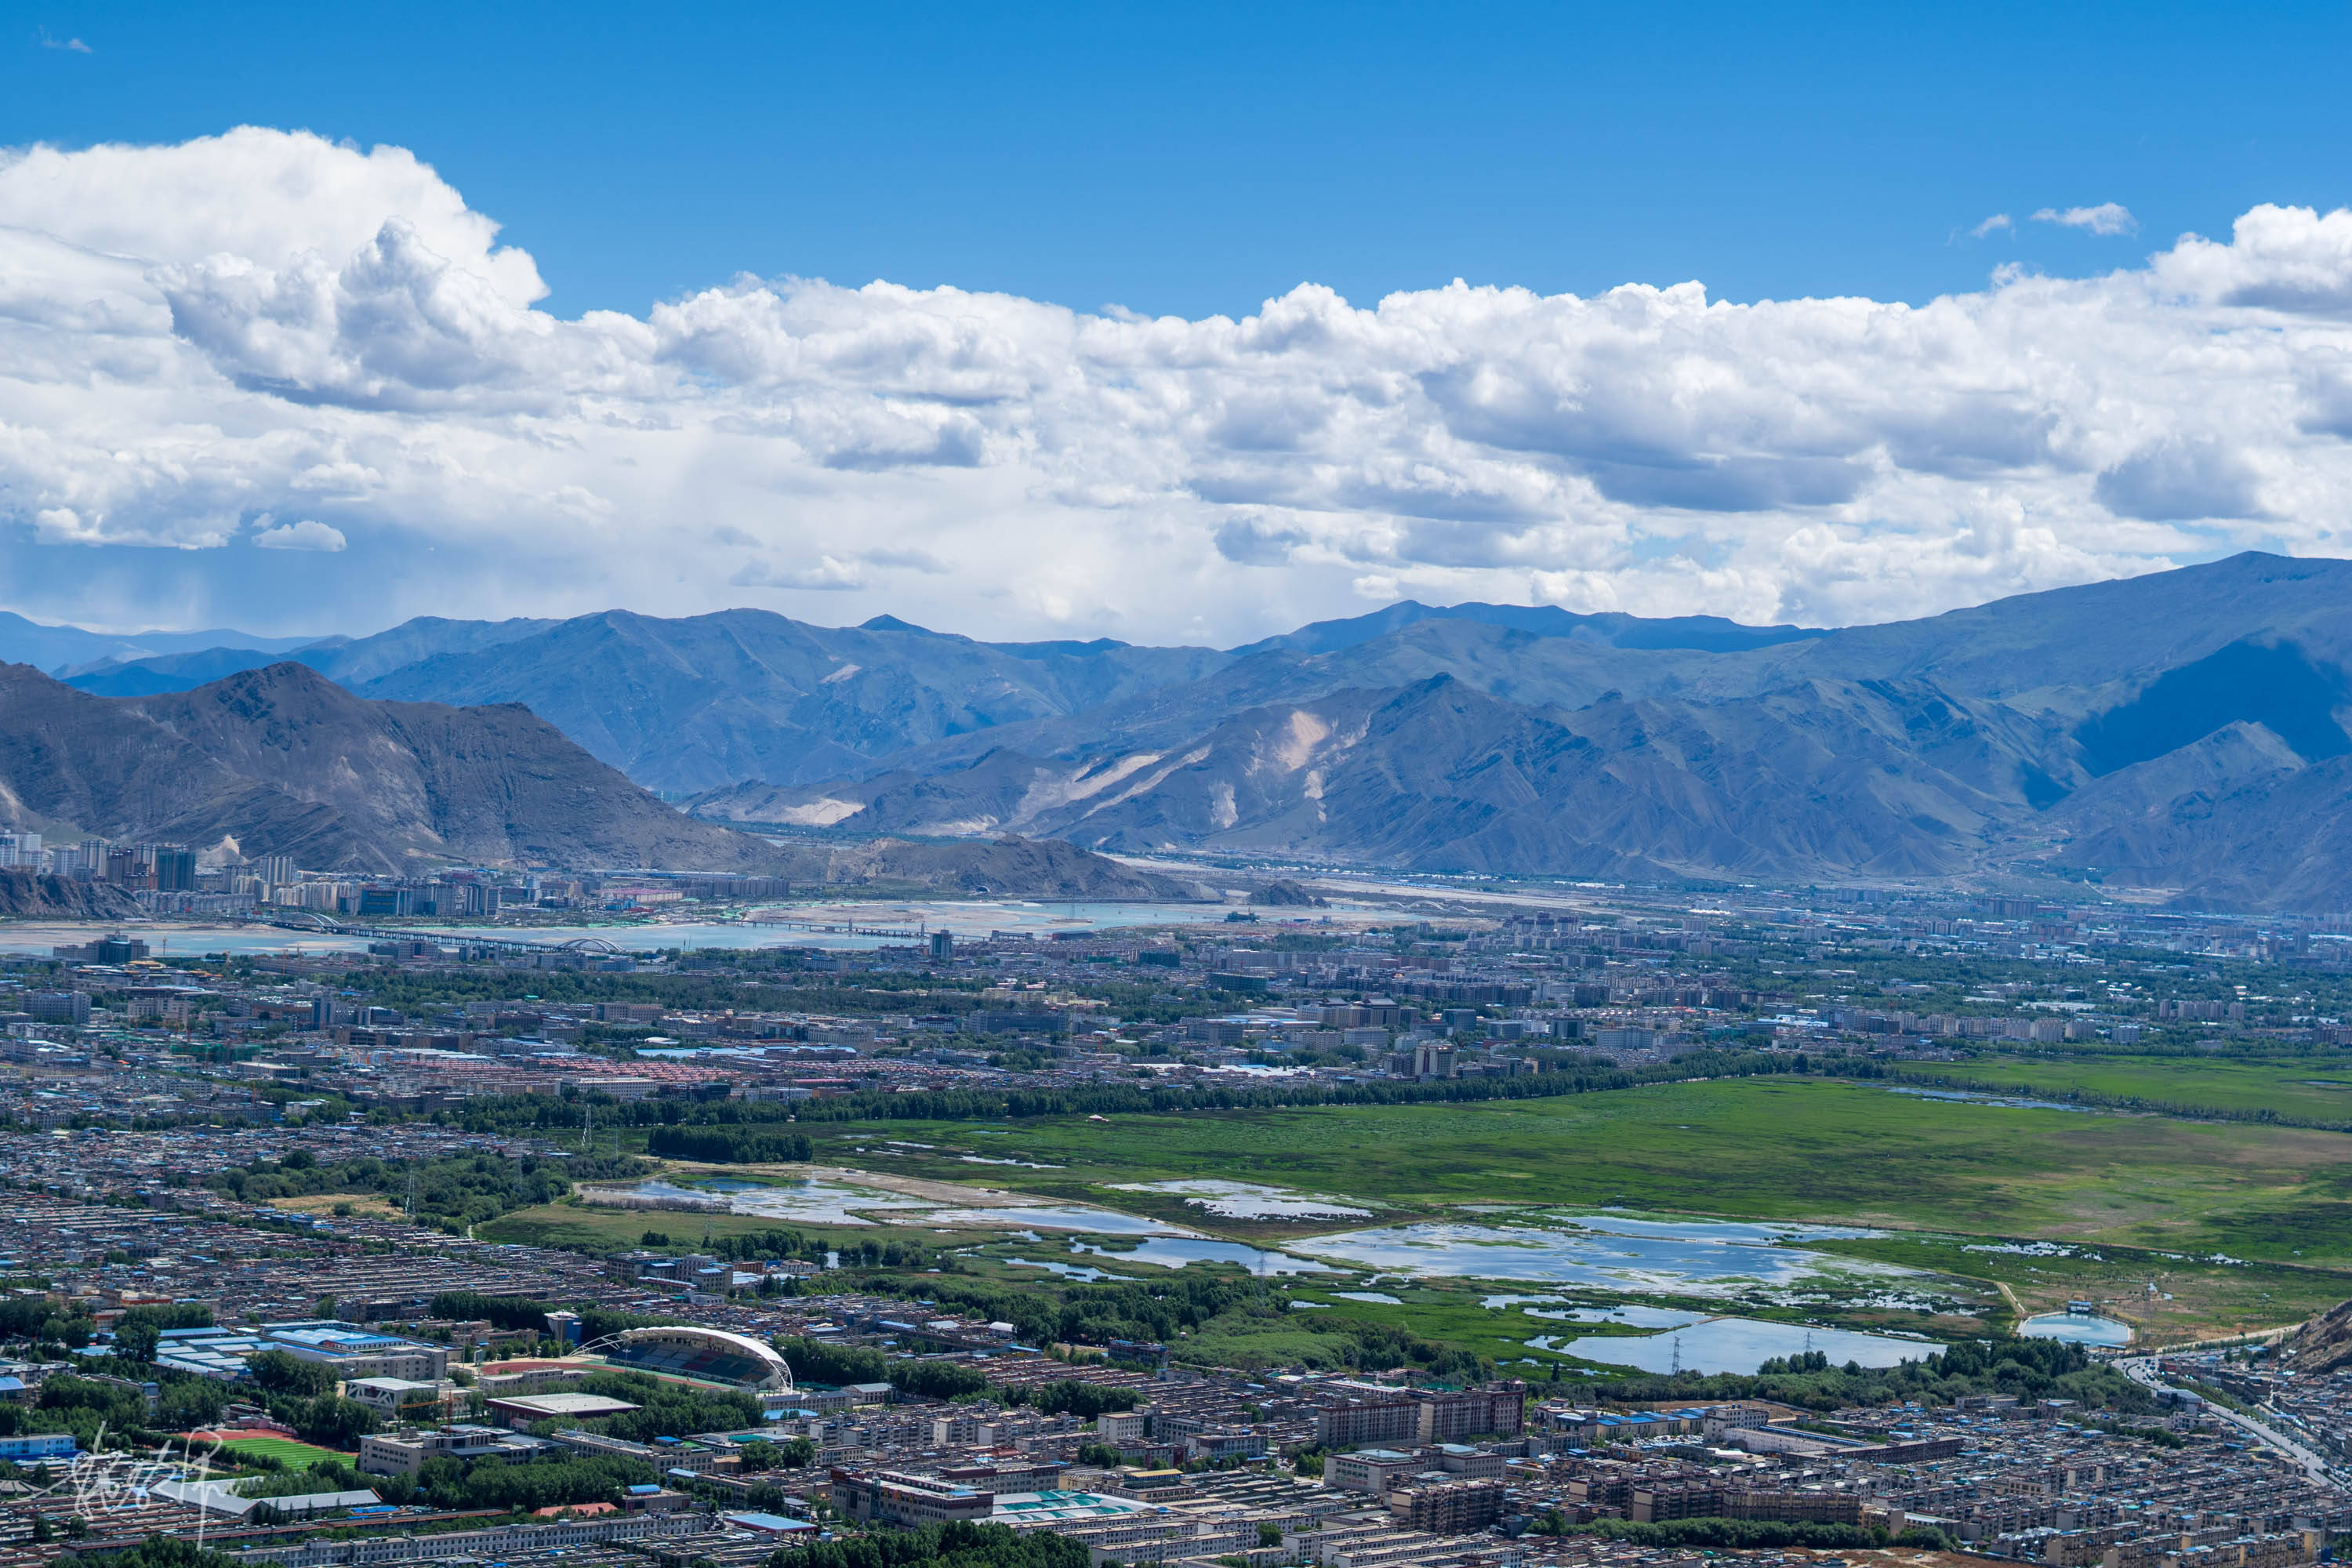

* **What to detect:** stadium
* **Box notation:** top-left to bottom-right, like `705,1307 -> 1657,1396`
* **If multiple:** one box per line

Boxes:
590,1326 -> 797,1395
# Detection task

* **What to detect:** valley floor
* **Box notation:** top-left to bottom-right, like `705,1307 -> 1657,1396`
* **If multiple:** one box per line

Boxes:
485,1072 -> 2352,1370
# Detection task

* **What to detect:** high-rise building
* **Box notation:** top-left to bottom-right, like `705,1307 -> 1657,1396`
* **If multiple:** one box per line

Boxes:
29,991 -> 91,1025
153,847 -> 197,892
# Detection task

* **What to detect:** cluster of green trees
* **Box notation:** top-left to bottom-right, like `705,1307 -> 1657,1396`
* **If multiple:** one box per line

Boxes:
77,1536 -> 240,1568
22,1374 -> 162,1450
773,1337 -> 992,1400
647,1127 -> 814,1162
0,1370 -> 234,1452
376,1451 -> 659,1512
241,1352 -> 381,1446
1018,1381 -> 1138,1419
1584,1335 -> 2146,1413
0,1332 -> 354,1450
865,1271 -> 1484,1383
202,1149 -> 645,1230
833,1237 -> 941,1271
427,1290 -> 554,1332
766,1521 -> 1090,1568
1893,1068 -> 2352,1133
1314,1316 -> 1486,1384
328,969 -> 756,1014
457,1047 -> 1809,1145
2085,1417 -> 2186,1448
691,1229 -> 832,1264
0,1293 -> 99,1351
735,1436 -> 818,1471
1537,1516 -> 1953,1551
546,1371 -> 763,1443
109,1303 -> 216,1363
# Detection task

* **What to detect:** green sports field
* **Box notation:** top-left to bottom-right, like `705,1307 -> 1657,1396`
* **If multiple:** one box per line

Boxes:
199,1434 -> 354,1469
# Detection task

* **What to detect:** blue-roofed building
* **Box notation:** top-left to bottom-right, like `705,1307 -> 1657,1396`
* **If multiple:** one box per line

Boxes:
154,1326 -> 269,1381
260,1321 -> 449,1381
151,1321 -> 447,1384
989,1490 -> 1157,1526
721,1512 -> 818,1537
0,1434 -> 78,1461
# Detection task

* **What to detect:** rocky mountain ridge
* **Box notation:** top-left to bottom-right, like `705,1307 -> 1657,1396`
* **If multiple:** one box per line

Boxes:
16,551 -> 2352,906
0,662 -> 781,874
695,554 -> 2352,909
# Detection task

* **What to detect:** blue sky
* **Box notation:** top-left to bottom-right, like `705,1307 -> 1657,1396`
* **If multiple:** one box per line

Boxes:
5,2 -> 2352,644
11,1 -> 2350,321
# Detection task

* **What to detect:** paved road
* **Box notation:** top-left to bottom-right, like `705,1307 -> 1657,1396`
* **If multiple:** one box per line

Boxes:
2115,1356 -> 2343,1489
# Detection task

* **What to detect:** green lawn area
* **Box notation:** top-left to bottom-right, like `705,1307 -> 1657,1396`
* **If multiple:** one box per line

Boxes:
517,1072 -> 2352,1348
1886,1051 -> 2352,1126
804,1076 -> 2352,1268
205,1435 -> 353,1468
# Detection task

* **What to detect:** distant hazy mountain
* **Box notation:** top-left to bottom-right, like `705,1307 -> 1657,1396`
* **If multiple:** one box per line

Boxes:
298,615 -> 561,684
695,553 -> 2352,910
700,672 -> 2060,881
0,661 -> 780,874
0,611 -> 321,674
54,615 -> 554,696
62,645 -> 295,697
17,551 -> 2352,906
1229,599 -> 1829,657
343,609 -> 1231,794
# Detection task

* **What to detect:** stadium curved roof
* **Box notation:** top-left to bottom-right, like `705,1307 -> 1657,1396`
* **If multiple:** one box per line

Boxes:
601,1326 -> 796,1392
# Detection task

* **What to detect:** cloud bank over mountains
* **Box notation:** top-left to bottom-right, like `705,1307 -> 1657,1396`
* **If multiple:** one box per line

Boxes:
4,126 -> 2352,642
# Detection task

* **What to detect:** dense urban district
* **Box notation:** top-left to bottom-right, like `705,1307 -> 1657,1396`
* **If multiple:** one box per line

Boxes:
6,869 -> 2352,1568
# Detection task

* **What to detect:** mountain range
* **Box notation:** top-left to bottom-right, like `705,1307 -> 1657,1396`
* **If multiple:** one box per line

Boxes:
0,660 -> 1225,895
9,551 -> 2352,907
0,662 -> 775,875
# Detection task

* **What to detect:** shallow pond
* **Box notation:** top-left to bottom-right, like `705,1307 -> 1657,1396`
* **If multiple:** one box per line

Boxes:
1108,1180 -> 1373,1220
1294,1214 -> 1913,1294
916,1206 -> 1195,1235
1070,1237 -> 1340,1273
1555,1315 -> 1943,1374
1006,1258 -> 1141,1282
2018,1312 -> 2134,1346
1523,1304 -> 1704,1328
1541,1214 -> 1882,1244
617,1176 -> 935,1225
1885,1087 -> 2098,1114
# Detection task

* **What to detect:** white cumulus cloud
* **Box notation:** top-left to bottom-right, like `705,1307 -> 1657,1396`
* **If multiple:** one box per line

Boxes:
2032,202 -> 2139,236
2,129 -> 2352,644
729,556 -> 866,591
251,518 -> 348,552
